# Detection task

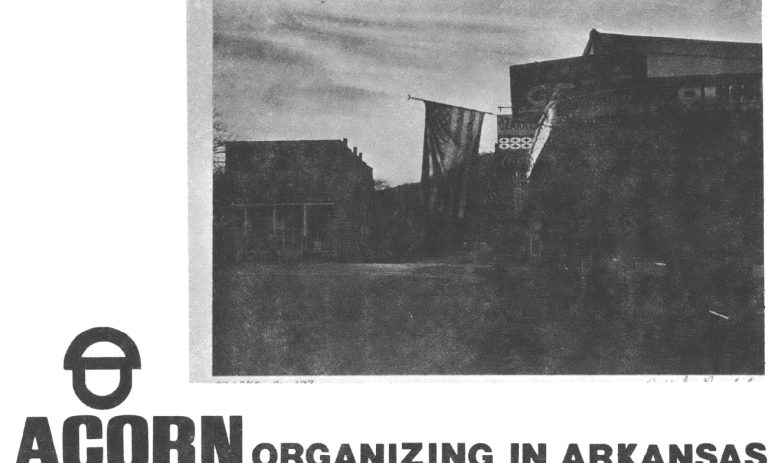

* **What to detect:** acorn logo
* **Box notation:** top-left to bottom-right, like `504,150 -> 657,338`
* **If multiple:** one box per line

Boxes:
63,327 -> 141,410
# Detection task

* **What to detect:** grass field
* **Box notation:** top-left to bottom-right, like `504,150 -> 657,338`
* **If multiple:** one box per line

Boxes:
213,262 -> 763,376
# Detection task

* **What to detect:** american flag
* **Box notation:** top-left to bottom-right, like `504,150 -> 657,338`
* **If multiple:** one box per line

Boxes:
421,100 -> 485,218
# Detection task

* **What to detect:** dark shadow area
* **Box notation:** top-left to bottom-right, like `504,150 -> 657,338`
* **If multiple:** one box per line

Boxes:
213,261 -> 763,375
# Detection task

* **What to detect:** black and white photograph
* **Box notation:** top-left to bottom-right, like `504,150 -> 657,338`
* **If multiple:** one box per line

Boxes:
206,0 -> 763,377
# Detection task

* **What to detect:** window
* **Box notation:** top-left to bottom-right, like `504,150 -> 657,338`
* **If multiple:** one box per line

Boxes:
678,87 -> 700,100
528,232 -> 542,257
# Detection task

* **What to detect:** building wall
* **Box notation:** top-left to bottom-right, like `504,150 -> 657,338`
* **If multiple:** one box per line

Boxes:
582,30 -> 762,79
221,140 -> 374,262
644,53 -> 761,78
522,106 -> 762,311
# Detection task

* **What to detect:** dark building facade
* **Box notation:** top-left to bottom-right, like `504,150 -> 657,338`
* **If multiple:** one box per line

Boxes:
508,30 -> 762,259
216,139 -> 374,263
371,154 -> 528,263
505,31 -> 762,321
510,30 -> 761,136
583,29 -> 762,78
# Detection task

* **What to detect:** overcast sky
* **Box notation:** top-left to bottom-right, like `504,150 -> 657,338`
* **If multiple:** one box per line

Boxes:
214,0 -> 761,185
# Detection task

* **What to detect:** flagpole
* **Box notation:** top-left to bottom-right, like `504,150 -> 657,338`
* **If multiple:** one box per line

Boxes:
407,94 -> 497,116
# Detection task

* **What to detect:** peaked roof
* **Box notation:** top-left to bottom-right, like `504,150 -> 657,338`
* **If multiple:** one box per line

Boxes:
583,29 -> 761,60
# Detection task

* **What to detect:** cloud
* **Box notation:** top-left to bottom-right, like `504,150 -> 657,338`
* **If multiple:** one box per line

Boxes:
213,0 -> 761,184
259,80 -> 390,109
214,33 -> 320,68
291,9 -> 527,36
309,82 -> 389,102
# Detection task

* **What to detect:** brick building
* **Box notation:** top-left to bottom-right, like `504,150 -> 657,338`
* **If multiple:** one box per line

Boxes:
216,139 -> 374,263
506,31 -> 762,313
510,30 -> 761,137
583,29 -> 761,78
507,30 -> 762,259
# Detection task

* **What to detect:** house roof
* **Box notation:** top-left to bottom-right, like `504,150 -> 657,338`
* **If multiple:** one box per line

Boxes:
223,139 -> 372,170
583,29 -> 761,60
225,139 -> 348,151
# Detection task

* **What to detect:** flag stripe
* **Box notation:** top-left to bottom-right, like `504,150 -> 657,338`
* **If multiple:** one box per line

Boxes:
421,101 -> 486,218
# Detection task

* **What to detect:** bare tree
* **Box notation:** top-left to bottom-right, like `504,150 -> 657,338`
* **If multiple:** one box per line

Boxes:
213,109 -> 233,172
213,109 -> 237,267
374,178 -> 392,191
